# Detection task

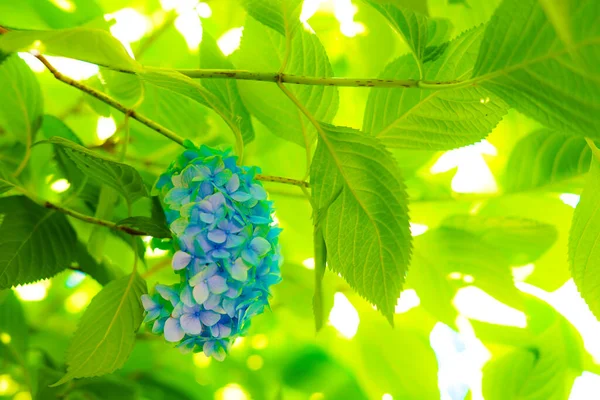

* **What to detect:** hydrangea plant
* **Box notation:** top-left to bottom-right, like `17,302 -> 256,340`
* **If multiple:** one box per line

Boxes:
142,144 -> 282,361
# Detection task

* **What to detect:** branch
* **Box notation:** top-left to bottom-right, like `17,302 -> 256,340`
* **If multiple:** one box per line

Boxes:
33,54 -> 186,147
43,201 -> 147,235
176,69 -> 470,89
256,174 -> 309,188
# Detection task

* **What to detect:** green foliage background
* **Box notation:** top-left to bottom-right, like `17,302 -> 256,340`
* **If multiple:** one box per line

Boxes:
0,0 -> 599,399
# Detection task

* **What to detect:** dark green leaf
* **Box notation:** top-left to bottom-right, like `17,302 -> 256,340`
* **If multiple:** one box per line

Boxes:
75,242 -> 117,286
46,136 -> 149,205
54,272 -> 147,385
310,123 -> 411,323
0,290 -> 27,361
116,216 -> 171,238
0,55 -> 43,144
0,196 -> 76,289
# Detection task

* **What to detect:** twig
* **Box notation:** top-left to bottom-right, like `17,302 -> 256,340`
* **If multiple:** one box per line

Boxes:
33,53 -> 186,147
43,201 -> 146,236
256,174 -> 309,188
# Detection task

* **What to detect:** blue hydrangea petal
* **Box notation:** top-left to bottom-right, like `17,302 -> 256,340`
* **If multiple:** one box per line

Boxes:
207,275 -> 228,294
155,285 -> 180,307
172,250 -> 192,271
229,258 -> 248,282
225,174 -> 240,193
204,293 -> 221,311
207,229 -> 227,244
251,237 -> 271,257
180,284 -> 194,307
200,311 -> 221,326
180,313 -> 203,335
192,281 -> 209,304
164,317 -> 185,342
152,318 -> 166,334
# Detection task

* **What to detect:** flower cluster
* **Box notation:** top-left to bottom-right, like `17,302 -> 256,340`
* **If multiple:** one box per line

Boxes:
142,144 -> 282,361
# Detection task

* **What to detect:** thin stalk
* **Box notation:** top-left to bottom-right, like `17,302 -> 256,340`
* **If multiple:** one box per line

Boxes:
256,174 -> 309,188
177,69 -> 465,89
34,54 -> 186,147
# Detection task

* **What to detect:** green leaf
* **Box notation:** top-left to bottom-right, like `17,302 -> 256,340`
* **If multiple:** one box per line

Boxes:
0,196 -> 76,289
569,159 -> 600,321
100,68 -> 144,107
472,0 -> 600,138
0,55 -> 43,144
364,25 -> 509,150
199,32 -> 254,145
116,216 -> 171,238
365,1 -> 430,68
54,272 -> 147,385
0,28 -> 141,72
482,348 -> 539,399
41,115 -> 100,204
235,17 -> 339,147
0,163 -> 16,194
0,0 -> 104,30
312,226 -> 327,332
75,242 -> 117,286
481,297 -> 582,400
407,214 -> 556,324
240,0 -> 304,37
441,214 -> 558,266
139,69 -> 247,148
0,290 -> 27,360
310,123 -> 411,322
503,129 -> 593,192
46,136 -> 149,205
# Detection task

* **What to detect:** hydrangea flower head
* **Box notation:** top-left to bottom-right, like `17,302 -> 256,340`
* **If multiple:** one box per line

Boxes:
143,144 -> 282,361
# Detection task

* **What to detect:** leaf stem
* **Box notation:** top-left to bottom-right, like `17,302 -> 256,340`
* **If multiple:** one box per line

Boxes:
585,138 -> 600,162
256,174 -> 309,188
33,54 -> 186,147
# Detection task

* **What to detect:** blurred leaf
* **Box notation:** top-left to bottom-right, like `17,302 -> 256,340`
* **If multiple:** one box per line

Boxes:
503,129 -> 592,192
569,159 -> 600,321
472,0 -> 599,138
0,163 -> 16,194
75,242 -> 116,285
235,17 -> 339,147
46,136 -> 149,205
282,346 -> 369,399
82,76 -> 111,117
482,348 -> 540,399
240,0 -> 304,36
139,69 -> 247,149
0,28 -> 141,72
116,216 -> 171,238
54,272 -> 147,385
481,296 -> 583,399
0,290 -> 27,361
312,226 -> 326,331
442,214 -> 558,266
41,115 -> 100,204
87,185 -> 119,261
101,69 -> 144,107
365,1 -> 429,67
310,123 -> 411,323
0,55 -> 43,145
368,0 -> 429,15
199,32 -> 254,145
364,26 -> 508,150
69,376 -> 140,400
355,313 -> 440,399
0,196 -> 76,289
0,0 -> 103,30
